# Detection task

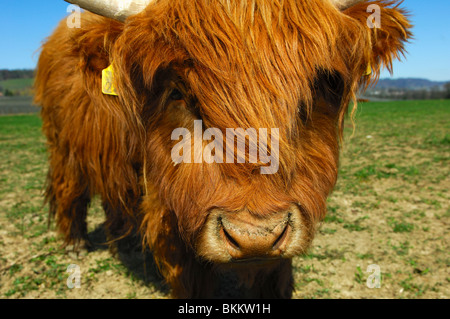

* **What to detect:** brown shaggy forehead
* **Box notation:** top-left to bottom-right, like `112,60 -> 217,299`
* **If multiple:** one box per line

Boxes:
132,0 -> 352,131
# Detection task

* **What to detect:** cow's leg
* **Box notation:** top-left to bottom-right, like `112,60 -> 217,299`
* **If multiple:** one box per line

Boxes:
140,199 -> 213,298
45,154 -> 91,251
102,201 -> 123,241
101,200 -> 139,255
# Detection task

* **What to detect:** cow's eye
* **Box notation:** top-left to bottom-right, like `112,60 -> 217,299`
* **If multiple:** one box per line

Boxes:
313,70 -> 344,117
169,88 -> 184,101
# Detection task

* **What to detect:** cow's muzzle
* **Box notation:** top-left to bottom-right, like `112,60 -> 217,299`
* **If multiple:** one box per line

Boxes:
197,204 -> 312,263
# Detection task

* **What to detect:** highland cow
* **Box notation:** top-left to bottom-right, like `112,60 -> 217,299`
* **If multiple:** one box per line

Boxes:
34,0 -> 411,298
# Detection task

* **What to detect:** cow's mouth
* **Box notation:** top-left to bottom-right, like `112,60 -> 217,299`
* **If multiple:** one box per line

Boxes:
196,204 -> 312,264
230,256 -> 283,266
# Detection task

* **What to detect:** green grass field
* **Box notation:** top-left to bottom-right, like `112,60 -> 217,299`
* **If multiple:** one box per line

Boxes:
0,99 -> 448,298
0,79 -> 34,91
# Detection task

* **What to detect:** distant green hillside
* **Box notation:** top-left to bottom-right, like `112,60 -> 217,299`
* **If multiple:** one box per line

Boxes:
0,78 -> 34,91
0,69 -> 35,96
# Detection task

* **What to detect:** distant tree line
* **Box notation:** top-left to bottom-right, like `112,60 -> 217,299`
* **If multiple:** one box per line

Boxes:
0,69 -> 35,96
365,82 -> 450,100
0,69 -> 35,81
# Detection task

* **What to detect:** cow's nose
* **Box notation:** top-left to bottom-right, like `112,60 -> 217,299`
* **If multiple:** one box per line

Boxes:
217,210 -> 291,260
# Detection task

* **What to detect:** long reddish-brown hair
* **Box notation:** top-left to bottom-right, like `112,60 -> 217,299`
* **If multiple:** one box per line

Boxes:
35,0 -> 411,297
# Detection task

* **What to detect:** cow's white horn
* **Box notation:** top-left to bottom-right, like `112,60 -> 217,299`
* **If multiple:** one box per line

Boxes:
65,0 -> 153,22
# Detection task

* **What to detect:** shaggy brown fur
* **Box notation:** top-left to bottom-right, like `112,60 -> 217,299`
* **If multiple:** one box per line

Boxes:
34,0 -> 411,298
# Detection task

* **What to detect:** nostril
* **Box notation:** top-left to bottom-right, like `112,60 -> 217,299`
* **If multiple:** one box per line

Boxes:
221,227 -> 241,250
272,223 -> 290,251
218,216 -> 240,251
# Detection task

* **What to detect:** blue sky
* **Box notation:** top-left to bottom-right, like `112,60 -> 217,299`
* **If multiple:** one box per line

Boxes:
1,0 -> 449,81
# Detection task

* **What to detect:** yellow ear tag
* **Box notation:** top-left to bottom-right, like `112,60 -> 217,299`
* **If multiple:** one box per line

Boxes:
102,64 -> 118,96
364,62 -> 372,76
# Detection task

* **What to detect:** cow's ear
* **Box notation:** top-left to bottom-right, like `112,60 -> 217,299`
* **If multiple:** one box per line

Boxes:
342,0 -> 412,82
